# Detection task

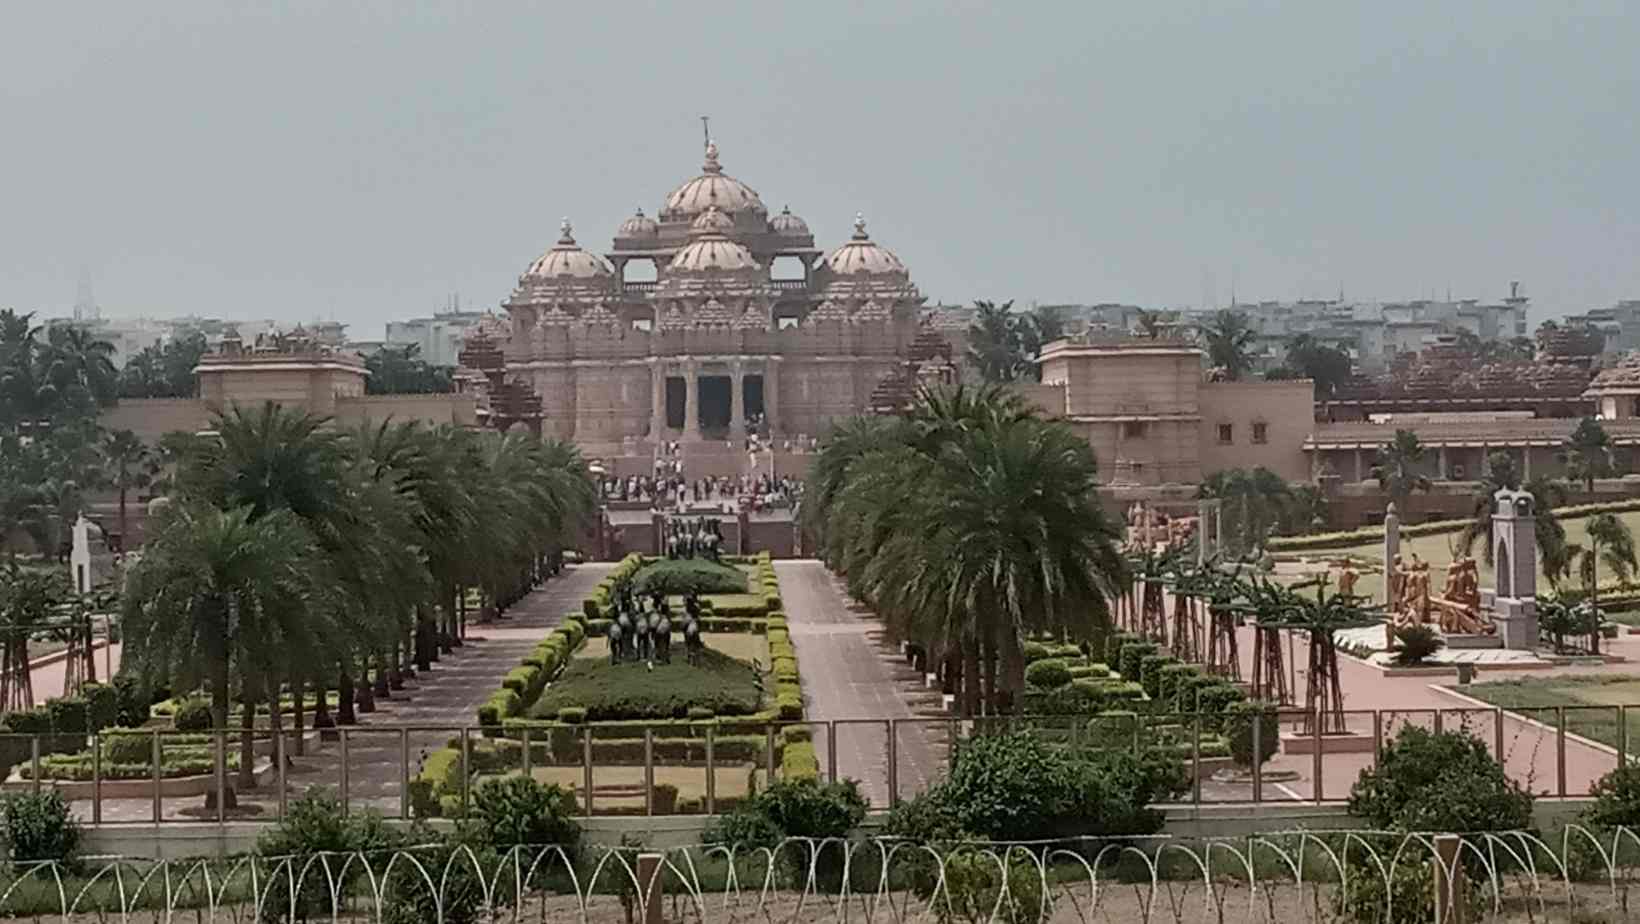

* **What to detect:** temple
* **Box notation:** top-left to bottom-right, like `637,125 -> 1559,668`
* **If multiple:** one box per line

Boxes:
474,141 -> 927,467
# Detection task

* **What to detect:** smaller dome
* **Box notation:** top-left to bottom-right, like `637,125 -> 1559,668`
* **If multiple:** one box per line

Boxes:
617,208 -> 658,241
691,206 -> 736,237
524,219 -> 613,280
669,206 -> 760,273
824,213 -> 907,277
771,205 -> 810,237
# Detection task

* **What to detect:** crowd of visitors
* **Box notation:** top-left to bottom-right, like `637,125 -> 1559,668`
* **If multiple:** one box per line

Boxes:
595,472 -> 804,513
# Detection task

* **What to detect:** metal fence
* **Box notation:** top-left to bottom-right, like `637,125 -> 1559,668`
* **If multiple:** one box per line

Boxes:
5,829 -> 1640,922
0,702 -> 1632,824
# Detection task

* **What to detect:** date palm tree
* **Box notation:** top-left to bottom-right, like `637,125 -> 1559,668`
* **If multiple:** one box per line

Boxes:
1560,417 -> 1616,496
1459,451 -> 1571,581
101,429 -> 152,552
1370,429 -> 1431,510
1197,309 -> 1256,380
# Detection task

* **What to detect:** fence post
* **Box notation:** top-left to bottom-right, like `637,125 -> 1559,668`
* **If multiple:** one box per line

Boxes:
340,728 -> 351,816
521,727 -> 532,779
636,852 -> 665,924
583,727 -> 594,817
151,730 -> 162,823
827,722 -> 838,784
644,728 -> 654,817
1493,708 -> 1504,763
1311,703 -> 1324,805
766,726 -> 776,783
1373,709 -> 1384,765
1556,708 -> 1568,798
398,728 -> 409,820
459,728 -> 471,813
92,733 -> 102,825
705,726 -> 716,815
1191,713 -> 1202,805
887,720 -> 899,808
1433,833 -> 1466,924
1622,705 -> 1629,767
276,727 -> 288,820
214,729 -> 226,823
1252,709 -> 1264,804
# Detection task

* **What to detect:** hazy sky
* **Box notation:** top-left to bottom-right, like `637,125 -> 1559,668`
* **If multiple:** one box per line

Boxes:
3,2 -> 1637,338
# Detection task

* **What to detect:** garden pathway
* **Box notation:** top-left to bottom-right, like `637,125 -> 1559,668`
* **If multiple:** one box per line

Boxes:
776,560 -> 947,807
86,563 -> 612,823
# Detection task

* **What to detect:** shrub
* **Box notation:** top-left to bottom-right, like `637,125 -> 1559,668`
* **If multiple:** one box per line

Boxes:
1391,623 -> 1444,666
0,790 -> 81,865
1104,632 -> 1137,669
81,683 -> 119,733
1157,663 -> 1200,711
557,707 -> 587,724
1021,641 -> 1052,662
707,777 -> 866,847
1195,683 -> 1245,730
934,729 -> 1183,840
477,690 -> 521,730
173,697 -> 212,732
533,648 -> 763,720
100,731 -> 156,765
631,558 -> 749,596
582,598 -> 601,620
409,748 -> 464,818
1225,700 -> 1278,767
110,674 -> 150,728
558,618 -> 586,649
781,741 -> 819,780
935,849 -> 1045,924
1118,642 -> 1156,683
1138,653 -> 1176,699
257,789 -> 401,920
1024,658 -> 1072,690
1348,725 -> 1533,833
462,776 -> 580,850
1585,762 -> 1640,830
502,665 -> 544,701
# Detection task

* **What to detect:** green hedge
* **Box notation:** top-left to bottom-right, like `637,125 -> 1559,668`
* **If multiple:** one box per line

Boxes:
782,741 -> 819,780
1138,654 -> 1175,699
1269,497 -> 1640,552
1118,641 -> 1157,683
631,558 -> 749,596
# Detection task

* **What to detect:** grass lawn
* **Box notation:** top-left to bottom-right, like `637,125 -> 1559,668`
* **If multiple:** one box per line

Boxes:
1453,674 -> 1640,751
1276,507 -> 1640,601
578,632 -> 767,665
474,764 -> 754,812
533,647 -> 764,721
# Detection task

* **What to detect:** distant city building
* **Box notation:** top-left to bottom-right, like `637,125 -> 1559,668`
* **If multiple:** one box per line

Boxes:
1565,300 -> 1640,355
384,309 -> 486,366
39,314 -> 348,368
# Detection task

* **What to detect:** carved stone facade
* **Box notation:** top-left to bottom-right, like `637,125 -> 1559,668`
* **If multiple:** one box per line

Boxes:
495,142 -> 926,451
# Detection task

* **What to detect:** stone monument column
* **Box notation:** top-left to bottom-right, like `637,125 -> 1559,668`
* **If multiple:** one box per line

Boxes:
650,362 -> 666,439
684,361 -> 701,440
730,362 -> 745,440
1382,503 -> 1400,607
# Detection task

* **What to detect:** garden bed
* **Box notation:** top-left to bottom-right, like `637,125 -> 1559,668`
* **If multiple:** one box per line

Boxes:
532,648 -> 764,721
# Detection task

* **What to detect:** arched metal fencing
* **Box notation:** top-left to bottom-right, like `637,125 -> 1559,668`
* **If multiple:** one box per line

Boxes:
7,827 -> 1640,922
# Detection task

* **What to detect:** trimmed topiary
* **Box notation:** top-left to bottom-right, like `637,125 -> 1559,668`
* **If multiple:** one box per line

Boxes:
1024,658 -> 1072,690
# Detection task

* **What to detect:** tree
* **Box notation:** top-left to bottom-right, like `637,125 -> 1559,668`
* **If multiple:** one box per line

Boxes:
1197,310 -> 1256,381
100,429 -> 151,552
364,345 -> 455,395
963,300 -> 1062,384
809,384 -> 1126,715
120,502 -> 320,787
1369,429 -> 1431,509
1458,451 -> 1570,581
1561,417 -> 1616,495
1572,513 -> 1638,646
1282,333 -> 1353,399
0,563 -> 68,711
118,332 -> 207,399
1197,467 -> 1294,557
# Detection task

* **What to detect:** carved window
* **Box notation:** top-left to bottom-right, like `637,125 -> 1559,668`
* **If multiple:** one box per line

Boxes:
1251,421 -> 1268,444
1217,423 -> 1234,444
1121,421 -> 1147,439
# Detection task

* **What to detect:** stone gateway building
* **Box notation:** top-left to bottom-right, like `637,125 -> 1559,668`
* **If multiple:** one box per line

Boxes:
491,141 -> 927,458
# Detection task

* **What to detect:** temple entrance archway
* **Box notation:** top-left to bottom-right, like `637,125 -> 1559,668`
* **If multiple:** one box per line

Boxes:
699,376 -> 732,435
744,375 -> 765,426
665,377 -> 686,430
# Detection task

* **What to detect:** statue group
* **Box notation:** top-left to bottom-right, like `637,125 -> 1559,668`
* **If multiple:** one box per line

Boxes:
1386,553 -> 1490,636
666,517 -> 723,562
1122,502 -> 1197,554
604,581 -> 706,667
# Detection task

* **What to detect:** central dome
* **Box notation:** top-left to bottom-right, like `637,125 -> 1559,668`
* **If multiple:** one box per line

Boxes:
660,141 -> 768,222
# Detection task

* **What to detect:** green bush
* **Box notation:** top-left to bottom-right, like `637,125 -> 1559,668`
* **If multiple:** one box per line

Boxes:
256,789 -> 402,920
934,849 -> 1045,924
1138,653 -> 1176,699
1157,663 -> 1200,711
173,697 -> 212,732
81,683 -> 119,733
1024,658 -> 1072,690
477,690 -> 521,729
705,777 -> 866,848
100,731 -> 157,765
1391,623 -> 1444,666
462,776 -> 580,850
409,748 -> 464,818
1225,701 -> 1278,767
1104,632 -> 1137,669
533,648 -> 763,721
631,558 -> 749,596
502,665 -> 544,701
558,618 -> 586,649
1584,762 -> 1640,830
0,791 -> 81,865
557,707 -> 587,724
1118,642 -> 1156,683
781,741 -> 819,780
1348,725 -> 1533,832
1195,683 -> 1245,729
111,674 -> 149,728
1022,641 -> 1052,662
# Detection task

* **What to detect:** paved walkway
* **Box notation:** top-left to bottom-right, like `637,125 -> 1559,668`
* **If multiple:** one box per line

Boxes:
81,564 -> 611,822
776,560 -> 946,806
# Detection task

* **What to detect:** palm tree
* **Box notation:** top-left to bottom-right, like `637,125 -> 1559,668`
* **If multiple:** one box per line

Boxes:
1574,513 -> 1638,651
1197,310 -> 1256,380
101,429 -> 152,552
0,562 -> 66,711
965,300 -> 1021,383
120,502 -> 320,788
1459,451 -> 1570,579
1198,467 -> 1293,557
1370,429 -> 1431,509
1561,417 -> 1615,496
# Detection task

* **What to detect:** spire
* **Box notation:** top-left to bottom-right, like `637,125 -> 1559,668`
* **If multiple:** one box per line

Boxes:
851,212 -> 869,240
703,140 -> 721,174
557,218 -> 575,245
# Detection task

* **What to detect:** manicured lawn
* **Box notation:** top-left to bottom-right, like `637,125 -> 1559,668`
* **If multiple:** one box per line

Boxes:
476,764 -> 754,812
533,647 -> 764,721
1276,508 -> 1640,601
631,558 -> 748,595
578,632 -> 767,665
1453,674 -> 1640,751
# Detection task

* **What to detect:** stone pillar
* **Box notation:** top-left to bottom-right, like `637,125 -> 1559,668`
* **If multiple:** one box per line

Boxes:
650,362 -> 665,439
1353,448 -> 1363,482
730,362 -> 745,440
1382,503 -> 1400,607
1437,445 -> 1448,480
684,362 -> 701,439
1522,445 -> 1532,480
1490,489 -> 1539,651
764,361 -> 780,437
